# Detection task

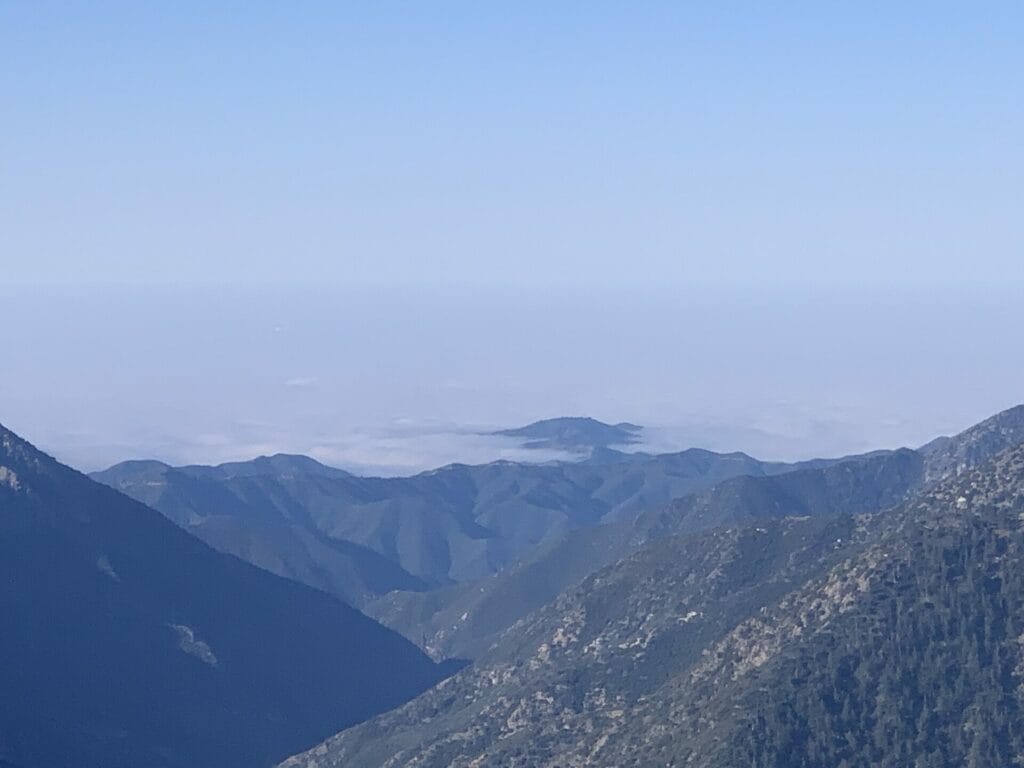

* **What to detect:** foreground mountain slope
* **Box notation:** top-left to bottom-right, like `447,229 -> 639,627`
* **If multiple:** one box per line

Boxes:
601,442 -> 1024,767
281,514 -> 863,768
93,445 -> 825,605
282,440 -> 1024,767
0,425 -> 446,768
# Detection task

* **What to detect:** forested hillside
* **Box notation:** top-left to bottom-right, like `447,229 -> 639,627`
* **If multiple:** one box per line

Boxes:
282,440 -> 1024,768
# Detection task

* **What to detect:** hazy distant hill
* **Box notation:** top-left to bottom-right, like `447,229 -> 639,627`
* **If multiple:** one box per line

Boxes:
282,424 -> 1024,768
93,456 -> 430,607
94,440 -> 825,607
493,417 -> 643,451
0,424 -> 447,768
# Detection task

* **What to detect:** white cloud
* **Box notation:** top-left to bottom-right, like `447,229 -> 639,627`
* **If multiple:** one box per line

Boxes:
307,431 -> 577,476
284,376 -> 319,389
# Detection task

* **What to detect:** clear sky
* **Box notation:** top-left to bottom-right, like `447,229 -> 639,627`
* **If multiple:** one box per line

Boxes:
2,4 -> 1023,471
3,2 -> 1022,288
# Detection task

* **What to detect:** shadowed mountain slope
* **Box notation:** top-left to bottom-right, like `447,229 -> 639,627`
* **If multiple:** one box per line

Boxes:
0,425 -> 447,768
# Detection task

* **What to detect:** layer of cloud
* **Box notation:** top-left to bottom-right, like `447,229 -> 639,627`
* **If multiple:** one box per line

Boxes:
40,406 -> 946,478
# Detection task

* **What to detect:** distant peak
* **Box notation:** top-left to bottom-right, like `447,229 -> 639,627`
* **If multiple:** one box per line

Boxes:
505,416 -> 639,428
184,452 -> 353,480
106,459 -> 172,471
88,459 -> 174,485
246,453 -> 329,468
493,416 -> 643,452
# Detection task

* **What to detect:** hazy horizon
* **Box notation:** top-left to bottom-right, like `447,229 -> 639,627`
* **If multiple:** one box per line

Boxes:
4,3 -> 1022,474
6,282 -> 1022,475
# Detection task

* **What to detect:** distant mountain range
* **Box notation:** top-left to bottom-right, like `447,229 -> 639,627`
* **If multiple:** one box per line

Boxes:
0,425 -> 449,768
369,447 -> 924,660
94,409 -> 1024,665
378,410 -> 1024,662
281,405 -> 1024,768
92,437 -> 830,608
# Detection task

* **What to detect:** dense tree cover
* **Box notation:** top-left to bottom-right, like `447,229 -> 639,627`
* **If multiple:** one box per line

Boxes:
716,505 -> 1024,766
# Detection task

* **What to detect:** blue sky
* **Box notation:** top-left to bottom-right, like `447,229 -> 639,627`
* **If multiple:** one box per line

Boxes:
2,4 -> 1023,470
3,2 -> 1022,288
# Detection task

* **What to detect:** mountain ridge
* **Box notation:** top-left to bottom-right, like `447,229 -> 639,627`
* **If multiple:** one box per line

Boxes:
367,447 -> 921,659
92,443 -> 832,606
93,404 -> 1024,658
